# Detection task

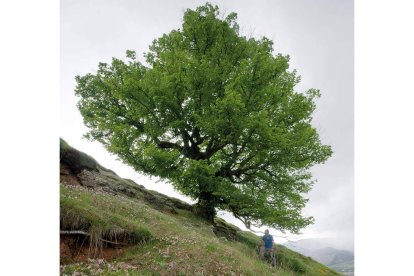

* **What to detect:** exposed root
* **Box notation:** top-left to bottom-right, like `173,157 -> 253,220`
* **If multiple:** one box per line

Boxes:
60,230 -> 129,246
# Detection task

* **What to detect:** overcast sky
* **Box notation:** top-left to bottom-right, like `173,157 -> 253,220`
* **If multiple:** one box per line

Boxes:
61,0 -> 354,251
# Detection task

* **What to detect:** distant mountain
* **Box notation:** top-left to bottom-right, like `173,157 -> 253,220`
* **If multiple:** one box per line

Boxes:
329,260 -> 354,276
283,239 -> 354,275
312,247 -> 353,265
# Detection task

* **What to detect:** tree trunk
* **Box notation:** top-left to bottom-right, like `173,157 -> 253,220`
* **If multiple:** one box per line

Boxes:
194,192 -> 216,222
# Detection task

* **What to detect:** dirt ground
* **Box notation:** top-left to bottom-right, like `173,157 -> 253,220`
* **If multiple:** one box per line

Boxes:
60,235 -> 128,264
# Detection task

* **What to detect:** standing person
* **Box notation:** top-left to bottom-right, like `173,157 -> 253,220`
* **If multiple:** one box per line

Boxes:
259,229 -> 276,266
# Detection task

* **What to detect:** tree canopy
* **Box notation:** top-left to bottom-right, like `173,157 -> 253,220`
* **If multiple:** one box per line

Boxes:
75,3 -> 332,234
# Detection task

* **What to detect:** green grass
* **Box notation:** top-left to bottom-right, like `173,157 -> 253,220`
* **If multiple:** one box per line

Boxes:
60,184 -> 340,275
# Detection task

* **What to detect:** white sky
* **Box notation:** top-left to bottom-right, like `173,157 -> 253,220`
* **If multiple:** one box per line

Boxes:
61,0 -> 354,251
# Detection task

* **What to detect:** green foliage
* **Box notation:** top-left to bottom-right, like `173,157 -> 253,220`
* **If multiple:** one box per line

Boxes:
75,3 -> 332,232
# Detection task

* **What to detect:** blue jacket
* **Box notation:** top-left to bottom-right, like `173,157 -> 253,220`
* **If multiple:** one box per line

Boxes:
262,234 -> 273,249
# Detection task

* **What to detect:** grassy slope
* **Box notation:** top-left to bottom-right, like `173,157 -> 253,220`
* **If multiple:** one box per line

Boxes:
60,184 -> 340,276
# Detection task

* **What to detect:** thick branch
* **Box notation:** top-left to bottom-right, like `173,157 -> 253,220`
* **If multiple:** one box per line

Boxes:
234,214 -> 252,229
156,140 -> 183,151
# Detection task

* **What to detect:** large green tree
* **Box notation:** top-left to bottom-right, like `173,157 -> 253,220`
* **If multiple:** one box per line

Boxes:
75,3 -> 332,234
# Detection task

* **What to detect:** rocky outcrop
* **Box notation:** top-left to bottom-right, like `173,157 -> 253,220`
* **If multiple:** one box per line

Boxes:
60,138 -> 192,214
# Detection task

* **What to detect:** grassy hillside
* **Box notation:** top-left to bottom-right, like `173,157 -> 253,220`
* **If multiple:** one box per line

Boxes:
60,139 -> 340,275
60,185 -> 339,275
